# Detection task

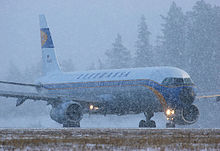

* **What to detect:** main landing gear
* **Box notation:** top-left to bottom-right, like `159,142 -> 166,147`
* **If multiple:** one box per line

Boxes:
166,122 -> 175,128
139,111 -> 156,128
63,121 -> 80,128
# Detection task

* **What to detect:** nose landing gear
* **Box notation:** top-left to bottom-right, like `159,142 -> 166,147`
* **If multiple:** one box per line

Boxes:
166,122 -> 175,128
165,108 -> 176,128
63,121 -> 80,128
139,111 -> 156,128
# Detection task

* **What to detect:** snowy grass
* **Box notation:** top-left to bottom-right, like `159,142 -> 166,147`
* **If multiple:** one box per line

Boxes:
0,128 -> 219,150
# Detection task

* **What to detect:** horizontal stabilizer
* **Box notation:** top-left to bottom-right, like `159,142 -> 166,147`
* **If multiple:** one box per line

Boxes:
16,98 -> 26,106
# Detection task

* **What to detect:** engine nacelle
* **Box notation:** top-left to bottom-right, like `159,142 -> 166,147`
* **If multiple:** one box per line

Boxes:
174,104 -> 199,125
50,101 -> 83,124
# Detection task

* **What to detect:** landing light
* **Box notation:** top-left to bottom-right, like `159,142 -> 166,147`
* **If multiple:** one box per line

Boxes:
166,109 -> 175,116
90,105 -> 94,110
89,105 -> 99,110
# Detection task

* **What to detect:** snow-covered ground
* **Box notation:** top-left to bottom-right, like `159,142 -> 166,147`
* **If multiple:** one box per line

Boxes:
0,98 -> 219,128
1,128 -> 219,150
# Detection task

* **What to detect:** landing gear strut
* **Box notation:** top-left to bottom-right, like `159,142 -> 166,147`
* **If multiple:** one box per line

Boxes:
139,111 -> 156,128
166,122 -> 175,128
63,121 -> 80,128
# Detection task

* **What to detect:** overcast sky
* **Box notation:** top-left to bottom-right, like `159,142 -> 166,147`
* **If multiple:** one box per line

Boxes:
0,0 -> 219,78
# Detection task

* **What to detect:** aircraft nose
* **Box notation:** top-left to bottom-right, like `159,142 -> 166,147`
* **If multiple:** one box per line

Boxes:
179,87 -> 196,105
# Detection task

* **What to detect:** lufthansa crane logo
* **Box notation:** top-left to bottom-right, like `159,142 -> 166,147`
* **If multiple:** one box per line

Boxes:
40,30 -> 47,47
40,28 -> 54,48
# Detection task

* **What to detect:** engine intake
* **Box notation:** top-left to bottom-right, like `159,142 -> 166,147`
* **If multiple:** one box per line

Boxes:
50,101 -> 83,124
175,104 -> 199,125
66,104 -> 82,121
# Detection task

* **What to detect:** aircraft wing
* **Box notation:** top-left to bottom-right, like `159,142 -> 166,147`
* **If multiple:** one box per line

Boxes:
0,80 -> 41,88
0,90 -> 95,107
196,92 -> 220,101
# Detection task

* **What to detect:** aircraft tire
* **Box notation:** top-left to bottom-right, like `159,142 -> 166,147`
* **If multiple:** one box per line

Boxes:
139,120 -> 156,128
166,122 -> 175,128
63,121 -> 80,128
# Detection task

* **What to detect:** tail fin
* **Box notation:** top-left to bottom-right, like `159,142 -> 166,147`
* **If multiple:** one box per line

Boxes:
39,14 -> 61,75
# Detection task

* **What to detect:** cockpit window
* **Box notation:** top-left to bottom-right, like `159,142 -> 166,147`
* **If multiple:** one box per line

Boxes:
162,78 -> 194,86
184,78 -> 193,85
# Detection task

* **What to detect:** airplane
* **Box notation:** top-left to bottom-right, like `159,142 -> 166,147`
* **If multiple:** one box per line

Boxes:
0,14 -> 201,128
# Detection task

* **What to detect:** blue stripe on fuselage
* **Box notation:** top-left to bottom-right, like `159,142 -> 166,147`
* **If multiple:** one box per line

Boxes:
43,79 -> 195,108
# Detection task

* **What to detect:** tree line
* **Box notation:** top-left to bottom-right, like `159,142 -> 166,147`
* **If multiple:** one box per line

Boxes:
103,0 -> 220,91
6,0 -> 220,92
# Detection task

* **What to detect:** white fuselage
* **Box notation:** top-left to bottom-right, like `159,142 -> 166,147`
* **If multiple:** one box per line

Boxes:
36,67 -> 191,115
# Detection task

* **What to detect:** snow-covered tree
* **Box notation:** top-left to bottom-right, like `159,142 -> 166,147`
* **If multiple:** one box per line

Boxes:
87,62 -> 96,70
134,15 -> 152,67
105,34 -> 131,69
6,62 -> 24,82
97,58 -> 105,70
22,61 -> 42,83
60,59 -> 75,72
186,0 -> 220,91
152,36 -> 164,66
161,2 -> 186,68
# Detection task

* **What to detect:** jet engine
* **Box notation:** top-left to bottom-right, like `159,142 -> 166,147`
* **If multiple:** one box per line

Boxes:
175,104 -> 199,125
50,101 -> 83,125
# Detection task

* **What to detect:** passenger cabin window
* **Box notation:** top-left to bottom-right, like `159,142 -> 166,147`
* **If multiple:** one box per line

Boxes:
162,78 -> 193,86
74,71 -> 131,80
